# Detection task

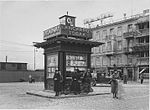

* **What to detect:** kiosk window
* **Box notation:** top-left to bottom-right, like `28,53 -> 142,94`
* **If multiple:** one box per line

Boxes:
66,53 -> 87,72
47,54 -> 58,78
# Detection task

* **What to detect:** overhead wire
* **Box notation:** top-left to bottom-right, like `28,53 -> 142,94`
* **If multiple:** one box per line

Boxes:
0,40 -> 43,53
0,40 -> 34,47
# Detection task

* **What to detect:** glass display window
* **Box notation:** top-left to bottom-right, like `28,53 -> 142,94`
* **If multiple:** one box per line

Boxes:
47,54 -> 58,78
66,53 -> 87,72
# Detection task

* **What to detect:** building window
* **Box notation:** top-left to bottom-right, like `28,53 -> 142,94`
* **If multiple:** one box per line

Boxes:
145,37 -> 149,43
107,41 -> 112,51
99,46 -> 102,53
109,28 -> 114,40
102,44 -> 105,52
128,24 -> 133,32
139,52 -> 144,57
139,37 -> 144,43
102,30 -> 107,40
145,52 -> 149,57
117,40 -> 122,50
110,56 -> 115,66
95,47 -> 99,53
12,63 -> 16,67
117,26 -> 122,36
92,48 -> 94,53
95,31 -> 100,40
1,63 -> 6,70
17,64 -> 22,70
110,28 -> 114,35
128,58 -> 132,64
138,23 -> 144,29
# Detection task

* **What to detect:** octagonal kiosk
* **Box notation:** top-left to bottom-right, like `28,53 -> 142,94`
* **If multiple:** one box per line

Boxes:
34,15 -> 103,92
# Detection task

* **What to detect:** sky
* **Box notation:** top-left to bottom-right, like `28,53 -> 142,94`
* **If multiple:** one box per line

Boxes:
0,0 -> 149,70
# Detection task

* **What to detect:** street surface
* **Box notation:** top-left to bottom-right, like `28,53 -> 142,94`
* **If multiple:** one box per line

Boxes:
0,81 -> 149,110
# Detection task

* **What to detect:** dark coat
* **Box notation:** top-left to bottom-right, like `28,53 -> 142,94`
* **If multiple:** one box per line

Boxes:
53,73 -> 62,92
83,72 -> 92,84
109,78 -> 118,94
70,73 -> 80,92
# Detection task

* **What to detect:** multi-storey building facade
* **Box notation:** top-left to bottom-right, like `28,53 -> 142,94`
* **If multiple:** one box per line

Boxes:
91,10 -> 149,81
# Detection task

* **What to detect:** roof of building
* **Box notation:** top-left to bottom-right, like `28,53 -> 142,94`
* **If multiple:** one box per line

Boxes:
34,37 -> 104,48
92,14 -> 149,30
0,62 -> 27,64
59,15 -> 76,19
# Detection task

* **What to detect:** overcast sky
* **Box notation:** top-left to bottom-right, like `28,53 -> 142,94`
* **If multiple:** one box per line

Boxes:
0,0 -> 149,70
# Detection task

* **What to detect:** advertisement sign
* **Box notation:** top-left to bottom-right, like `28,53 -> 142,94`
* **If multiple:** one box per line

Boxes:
43,24 -> 92,40
47,54 -> 58,78
43,25 -> 61,40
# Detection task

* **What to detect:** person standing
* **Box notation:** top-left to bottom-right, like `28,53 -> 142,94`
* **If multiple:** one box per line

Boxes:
108,74 -> 118,98
123,67 -> 128,84
53,70 -> 62,96
29,75 -> 32,83
91,70 -> 97,86
70,69 -> 81,95
83,69 -> 92,93
140,73 -> 144,84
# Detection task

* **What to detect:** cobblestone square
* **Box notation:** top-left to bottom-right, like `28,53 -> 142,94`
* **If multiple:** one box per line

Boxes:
0,81 -> 149,110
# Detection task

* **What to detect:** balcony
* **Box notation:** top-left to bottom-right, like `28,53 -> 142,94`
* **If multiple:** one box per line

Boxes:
137,57 -> 149,61
131,43 -> 149,52
123,31 -> 138,39
135,28 -> 149,37
123,47 -> 134,54
137,57 -> 149,65
104,50 -> 116,56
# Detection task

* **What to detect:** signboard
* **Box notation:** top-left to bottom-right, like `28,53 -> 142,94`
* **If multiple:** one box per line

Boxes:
43,25 -> 61,40
43,24 -> 92,40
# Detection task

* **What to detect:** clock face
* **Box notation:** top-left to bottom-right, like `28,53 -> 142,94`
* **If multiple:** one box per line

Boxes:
66,17 -> 74,26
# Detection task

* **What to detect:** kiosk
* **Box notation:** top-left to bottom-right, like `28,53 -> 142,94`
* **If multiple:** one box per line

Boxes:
34,14 -> 103,91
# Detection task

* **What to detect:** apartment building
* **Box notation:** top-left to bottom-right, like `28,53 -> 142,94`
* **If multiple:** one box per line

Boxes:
91,10 -> 149,81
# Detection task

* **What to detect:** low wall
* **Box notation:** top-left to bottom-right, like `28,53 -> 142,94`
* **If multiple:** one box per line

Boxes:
0,70 -> 44,83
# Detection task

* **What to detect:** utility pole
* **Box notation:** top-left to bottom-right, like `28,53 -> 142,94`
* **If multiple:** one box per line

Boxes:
33,47 -> 36,71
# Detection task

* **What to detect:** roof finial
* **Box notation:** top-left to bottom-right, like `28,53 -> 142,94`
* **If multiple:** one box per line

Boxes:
67,11 -> 68,15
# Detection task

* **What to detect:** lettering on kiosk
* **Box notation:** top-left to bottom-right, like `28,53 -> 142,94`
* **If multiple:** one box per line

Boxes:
43,24 -> 92,40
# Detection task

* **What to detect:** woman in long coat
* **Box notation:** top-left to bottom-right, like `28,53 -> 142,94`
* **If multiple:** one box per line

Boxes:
82,69 -> 92,93
53,70 -> 62,96
109,74 -> 118,98
70,69 -> 80,94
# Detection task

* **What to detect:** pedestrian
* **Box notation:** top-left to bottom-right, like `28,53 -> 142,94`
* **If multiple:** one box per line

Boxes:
91,70 -> 97,86
70,69 -> 81,95
82,68 -> 92,93
108,74 -> 118,98
140,73 -> 144,84
53,70 -> 62,96
29,75 -> 32,83
123,67 -> 128,84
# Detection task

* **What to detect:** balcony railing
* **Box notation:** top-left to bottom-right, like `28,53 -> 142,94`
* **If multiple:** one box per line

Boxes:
123,31 -> 138,39
123,47 -> 133,54
132,43 -> 149,51
104,50 -> 116,56
137,57 -> 149,61
136,28 -> 149,37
